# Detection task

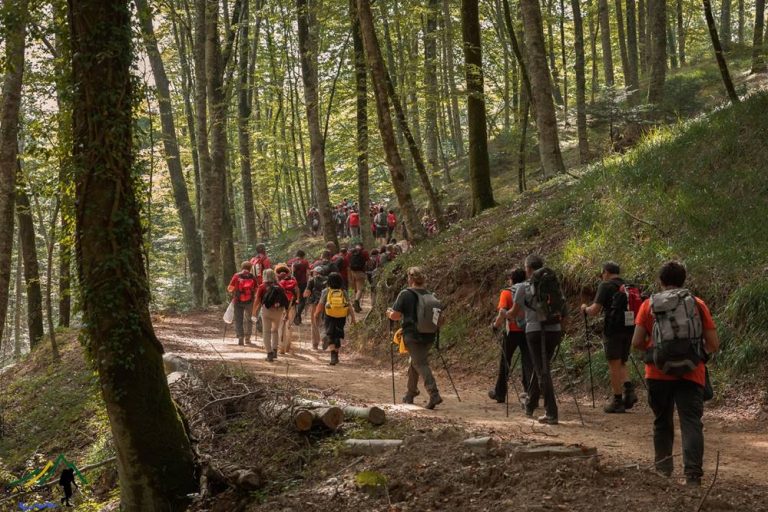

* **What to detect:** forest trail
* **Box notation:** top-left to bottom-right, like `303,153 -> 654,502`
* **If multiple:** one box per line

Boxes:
155,307 -> 768,487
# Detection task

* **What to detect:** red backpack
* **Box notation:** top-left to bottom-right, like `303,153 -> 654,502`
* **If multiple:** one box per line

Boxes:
236,272 -> 256,303
605,280 -> 643,335
279,278 -> 298,303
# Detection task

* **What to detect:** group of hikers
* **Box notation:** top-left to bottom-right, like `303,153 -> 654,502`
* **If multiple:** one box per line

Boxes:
226,240 -> 719,487
306,200 -> 399,243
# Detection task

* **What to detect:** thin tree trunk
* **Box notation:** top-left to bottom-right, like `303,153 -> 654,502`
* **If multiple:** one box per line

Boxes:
518,94 -> 530,192
559,0 -> 568,117
598,0 -> 615,86
15,169 -> 44,348
572,0 -> 591,162
719,0 -> 731,51
546,0 -> 565,104
357,0 -> 425,242
461,0 -> 497,213
752,0 -> 766,73
737,0 -> 744,45
443,0 -> 465,157
615,0 -> 631,85
13,232 -> 22,358
298,0 -> 338,247
237,0 -> 258,250
668,19 -> 678,68
424,0 -> 441,182
0,0 -> 28,344
647,0 -> 667,103
136,0 -> 205,307
676,0 -> 686,65
69,0 -> 196,508
639,0 -> 647,74
520,0 -> 566,177
626,0 -> 641,90
588,0 -> 600,101
702,0 -> 740,102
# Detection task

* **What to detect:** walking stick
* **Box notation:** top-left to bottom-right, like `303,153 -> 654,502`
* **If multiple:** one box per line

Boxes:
555,343 -> 585,426
498,330 -> 521,417
629,353 -> 648,391
389,319 -> 396,405
508,351 -> 521,413
436,331 -> 461,402
584,312 -> 596,408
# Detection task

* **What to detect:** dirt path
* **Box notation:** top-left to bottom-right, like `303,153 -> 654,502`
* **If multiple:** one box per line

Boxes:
155,307 -> 768,486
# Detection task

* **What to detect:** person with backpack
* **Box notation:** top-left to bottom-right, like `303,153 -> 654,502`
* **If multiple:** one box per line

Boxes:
631,261 -> 719,487
226,261 -> 257,346
315,272 -> 356,365
349,243 -> 369,313
581,261 -> 641,413
303,265 -> 329,349
387,266 -> 444,409
276,264 -> 301,354
348,208 -> 361,239
387,209 -> 397,240
374,206 -> 389,245
504,255 -> 568,425
249,243 -> 271,285
252,269 -> 289,362
59,467 -> 78,507
290,250 -> 310,325
489,268 -> 533,405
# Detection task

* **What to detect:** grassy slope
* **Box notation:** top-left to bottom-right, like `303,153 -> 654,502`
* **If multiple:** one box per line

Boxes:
355,91 -> 768,389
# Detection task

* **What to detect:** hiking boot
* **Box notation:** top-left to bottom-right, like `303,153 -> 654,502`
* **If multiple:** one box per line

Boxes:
623,382 -> 639,410
266,351 -> 275,362
244,336 -> 251,345
293,315 -> 302,326
425,394 -> 443,410
237,337 -> 244,346
321,336 -> 330,350
402,390 -> 420,404
604,396 -> 626,414
488,389 -> 505,404
353,299 -> 362,313
272,350 -> 278,360
329,351 -> 339,366
537,415 -> 558,425
685,476 -> 702,487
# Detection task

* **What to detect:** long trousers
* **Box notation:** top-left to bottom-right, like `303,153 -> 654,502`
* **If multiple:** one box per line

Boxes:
526,330 -> 562,418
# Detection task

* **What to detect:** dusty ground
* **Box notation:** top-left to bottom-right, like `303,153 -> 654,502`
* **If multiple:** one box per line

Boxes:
155,304 -> 768,511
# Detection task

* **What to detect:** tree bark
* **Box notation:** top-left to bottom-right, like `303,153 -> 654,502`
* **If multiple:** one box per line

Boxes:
357,0 -> 425,242
136,0 -> 205,307
298,0 -> 338,248
702,0 -> 740,102
69,0 -> 197,509
588,0 -> 599,101
615,0 -> 631,86
639,0 -> 648,74
0,0 -> 28,344
668,19 -> 678,68
719,0 -> 731,51
572,0 -> 591,163
647,0 -> 667,103
15,169 -> 44,348
461,0 -> 497,213
546,0 -> 565,104
424,0 -> 442,182
520,0 -> 566,178
676,0 -> 686,65
598,0 -> 615,86
752,0 -> 766,73
237,0 -> 258,251
442,0 -> 465,157
737,0 -> 744,45
626,0 -> 641,90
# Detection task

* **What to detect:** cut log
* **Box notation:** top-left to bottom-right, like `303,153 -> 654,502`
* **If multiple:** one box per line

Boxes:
514,444 -> 597,461
462,436 -> 496,453
312,406 -> 344,431
342,439 -> 403,455
343,405 -> 386,426
293,409 -> 315,432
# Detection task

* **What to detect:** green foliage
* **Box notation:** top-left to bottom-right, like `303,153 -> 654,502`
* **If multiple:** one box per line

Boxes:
355,470 -> 388,488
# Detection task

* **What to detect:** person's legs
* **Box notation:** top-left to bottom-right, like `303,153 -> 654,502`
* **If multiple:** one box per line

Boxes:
310,308 -> 321,348
675,379 -> 705,481
234,301 -> 245,344
492,333 -> 516,401
525,331 -> 543,415
541,331 -> 561,419
647,379 -> 676,476
279,307 -> 294,352
515,331 -> 534,397
262,308 -> 281,359
405,340 -> 439,397
243,302 -> 253,343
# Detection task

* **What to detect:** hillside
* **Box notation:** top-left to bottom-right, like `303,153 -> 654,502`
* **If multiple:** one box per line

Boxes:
355,91 -> 768,391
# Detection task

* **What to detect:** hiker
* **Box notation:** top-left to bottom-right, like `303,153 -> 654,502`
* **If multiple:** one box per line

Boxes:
348,208 -> 361,239
59,467 -> 78,507
308,207 -> 321,236
374,206 -> 389,245
304,265 -> 329,349
226,261 -> 257,346
339,247 -> 351,290
366,249 -> 380,305
276,264 -> 300,354
387,266 -> 444,409
290,250 -> 310,325
387,209 -> 397,240
249,243 -> 271,285
581,261 -> 640,413
349,243 -> 369,313
489,268 -> 534,405
252,269 -> 289,362
505,254 -> 568,425
631,261 -> 719,486
315,272 -> 356,365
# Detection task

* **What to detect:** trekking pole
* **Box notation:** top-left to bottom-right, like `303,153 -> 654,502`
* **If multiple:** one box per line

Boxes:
437,331 -> 461,402
556,345 -> 585,426
222,324 -> 227,344
583,312 -> 596,408
389,319 -> 396,405
508,351 -> 522,411
629,353 -> 649,391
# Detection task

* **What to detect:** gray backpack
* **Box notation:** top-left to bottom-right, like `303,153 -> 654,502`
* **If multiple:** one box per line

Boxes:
408,289 -> 443,334
649,288 -> 704,376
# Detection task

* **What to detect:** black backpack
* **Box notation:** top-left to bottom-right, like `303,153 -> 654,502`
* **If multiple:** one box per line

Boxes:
262,284 -> 289,309
529,267 -> 566,325
310,275 -> 328,302
350,250 -> 366,271
604,279 -> 642,335
375,212 -> 388,228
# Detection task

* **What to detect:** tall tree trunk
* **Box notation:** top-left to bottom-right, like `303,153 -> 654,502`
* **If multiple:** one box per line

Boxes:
237,0 -> 258,250
719,0 -> 731,51
639,0 -> 648,74
559,0 -> 568,116
13,232 -> 23,358
15,170 -> 44,348
0,0 -> 28,344
615,0 -> 631,85
752,0 -> 766,73
69,0 -> 196,509
626,0 -> 641,90
737,0 -> 744,45
676,0 -> 686,65
588,0 -> 599,101
598,0 -> 615,86
357,0 -> 425,242
136,0 -> 205,307
424,0 -> 442,182
546,0 -> 565,104
518,93 -> 530,192
408,31 -> 424,152
351,0 -> 375,249
442,0 -> 465,157
461,0 -> 497,213
647,0 -> 667,103
520,0 -> 566,177
298,0 -> 338,248
572,0 -> 591,163
668,19 -> 678,68
702,0 -> 741,102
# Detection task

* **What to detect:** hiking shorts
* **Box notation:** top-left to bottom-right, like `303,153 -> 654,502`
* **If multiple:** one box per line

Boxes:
603,330 -> 632,362
376,226 -> 387,238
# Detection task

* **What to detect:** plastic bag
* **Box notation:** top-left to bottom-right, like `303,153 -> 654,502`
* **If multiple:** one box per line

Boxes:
223,300 -> 235,324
